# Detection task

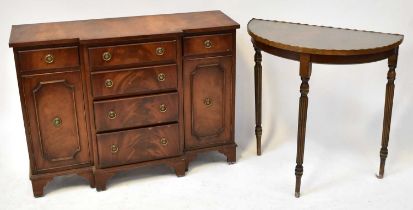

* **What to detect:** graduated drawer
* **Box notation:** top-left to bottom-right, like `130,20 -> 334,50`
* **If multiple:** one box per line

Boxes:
94,92 -> 179,132
18,46 -> 79,72
97,124 -> 180,168
91,64 -> 177,98
183,33 -> 232,56
89,41 -> 177,69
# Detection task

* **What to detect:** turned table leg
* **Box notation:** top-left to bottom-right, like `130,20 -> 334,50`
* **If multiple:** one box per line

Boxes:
254,46 -> 263,156
377,50 -> 398,179
295,55 -> 312,198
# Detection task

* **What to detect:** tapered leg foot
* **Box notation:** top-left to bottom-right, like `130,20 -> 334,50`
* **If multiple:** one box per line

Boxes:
78,171 -> 96,188
166,158 -> 187,177
378,50 -> 398,179
294,54 -> 311,197
253,46 -> 263,156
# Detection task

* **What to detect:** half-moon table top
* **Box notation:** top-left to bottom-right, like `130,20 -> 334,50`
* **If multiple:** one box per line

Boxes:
247,19 -> 403,56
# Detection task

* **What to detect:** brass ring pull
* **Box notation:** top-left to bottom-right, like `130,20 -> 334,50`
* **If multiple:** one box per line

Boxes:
102,52 -> 112,62
111,144 -> 119,153
160,137 -> 168,146
105,79 -> 114,88
156,47 -> 165,56
157,73 -> 166,82
204,97 -> 212,106
159,104 -> 167,112
108,110 -> 117,119
52,117 -> 62,127
204,40 -> 213,49
44,54 -> 54,64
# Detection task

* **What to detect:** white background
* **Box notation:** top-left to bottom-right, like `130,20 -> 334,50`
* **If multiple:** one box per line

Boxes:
1,0 -> 412,209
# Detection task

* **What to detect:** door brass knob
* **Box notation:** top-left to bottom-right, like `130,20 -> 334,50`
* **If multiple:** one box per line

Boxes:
52,117 -> 62,127
156,47 -> 165,56
44,54 -> 54,64
160,137 -> 168,146
105,79 -> 114,88
204,40 -> 213,48
108,110 -> 117,119
102,52 -> 112,62
111,144 -> 119,153
159,104 -> 167,112
157,73 -> 166,82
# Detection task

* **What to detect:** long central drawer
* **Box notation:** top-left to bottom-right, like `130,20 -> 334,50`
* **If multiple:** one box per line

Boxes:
97,124 -> 180,168
94,92 -> 179,132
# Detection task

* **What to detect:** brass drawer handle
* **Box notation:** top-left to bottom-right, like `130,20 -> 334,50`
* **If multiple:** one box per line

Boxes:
105,79 -> 114,88
156,47 -> 165,56
160,137 -> 168,146
204,97 -> 212,106
157,73 -> 166,82
111,144 -> 119,153
102,52 -> 112,62
159,104 -> 167,112
52,117 -> 62,127
108,110 -> 117,119
204,40 -> 213,49
44,54 -> 54,64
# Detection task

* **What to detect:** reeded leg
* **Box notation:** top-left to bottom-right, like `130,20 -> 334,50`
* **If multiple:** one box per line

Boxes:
254,46 -> 263,156
377,50 -> 398,179
295,55 -> 312,198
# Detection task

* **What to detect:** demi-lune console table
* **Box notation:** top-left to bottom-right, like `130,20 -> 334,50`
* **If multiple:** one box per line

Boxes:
247,18 -> 403,197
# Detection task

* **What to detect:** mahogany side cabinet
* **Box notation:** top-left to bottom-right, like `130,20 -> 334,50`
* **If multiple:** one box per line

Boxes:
9,10 -> 239,197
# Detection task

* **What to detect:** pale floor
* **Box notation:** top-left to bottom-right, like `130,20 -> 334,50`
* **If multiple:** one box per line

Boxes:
1,131 -> 412,210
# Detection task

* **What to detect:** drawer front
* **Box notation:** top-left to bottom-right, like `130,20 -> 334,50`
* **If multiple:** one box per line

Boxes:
97,124 -> 180,168
183,56 -> 233,149
18,47 -> 79,72
183,33 -> 232,56
94,93 -> 179,132
89,41 -> 177,69
91,64 -> 177,98
22,71 -> 91,172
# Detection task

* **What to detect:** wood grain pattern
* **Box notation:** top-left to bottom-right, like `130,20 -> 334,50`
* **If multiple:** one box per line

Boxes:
9,11 -> 240,47
183,33 -> 232,56
97,124 -> 180,168
22,71 -> 91,172
183,56 -> 233,149
88,41 -> 176,70
248,18 -> 403,56
18,47 -> 79,72
91,64 -> 177,98
249,18 -> 403,197
93,92 -> 179,132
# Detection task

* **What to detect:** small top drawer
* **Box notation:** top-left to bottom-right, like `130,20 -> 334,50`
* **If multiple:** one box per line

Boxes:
18,47 -> 79,72
89,41 -> 177,70
183,33 -> 233,56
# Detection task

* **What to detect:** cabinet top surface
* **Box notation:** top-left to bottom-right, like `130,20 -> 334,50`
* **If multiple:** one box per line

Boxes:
248,19 -> 403,56
9,10 -> 239,48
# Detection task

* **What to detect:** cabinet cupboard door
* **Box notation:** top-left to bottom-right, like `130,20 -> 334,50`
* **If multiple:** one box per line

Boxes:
22,71 -> 91,172
183,56 -> 233,149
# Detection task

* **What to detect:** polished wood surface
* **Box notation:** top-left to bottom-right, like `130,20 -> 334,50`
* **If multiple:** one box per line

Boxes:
248,19 -> 403,55
93,93 -> 179,132
91,64 -> 177,98
97,124 -> 180,168
183,33 -> 233,56
9,10 -> 239,47
183,56 -> 233,149
18,47 -> 79,72
10,11 -> 238,197
88,41 -> 177,69
248,19 -> 402,197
